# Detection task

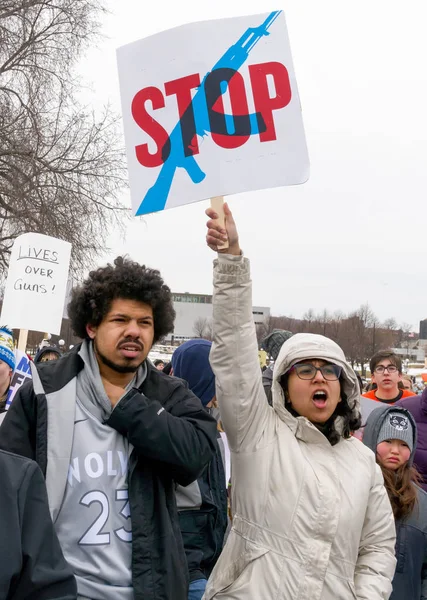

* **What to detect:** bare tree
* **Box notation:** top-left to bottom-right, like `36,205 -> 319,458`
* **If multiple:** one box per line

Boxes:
193,317 -> 208,338
302,308 -> 315,332
382,318 -> 398,331
0,0 -> 128,275
192,317 -> 213,341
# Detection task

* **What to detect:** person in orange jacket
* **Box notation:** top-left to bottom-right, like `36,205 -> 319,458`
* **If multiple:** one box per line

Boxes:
363,350 -> 416,405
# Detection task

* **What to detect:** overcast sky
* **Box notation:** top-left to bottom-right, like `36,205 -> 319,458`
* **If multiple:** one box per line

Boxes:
79,0 -> 427,329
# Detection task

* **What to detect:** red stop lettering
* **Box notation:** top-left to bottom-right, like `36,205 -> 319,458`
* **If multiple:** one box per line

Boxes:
165,73 -> 201,156
131,86 -> 169,168
249,62 -> 292,142
211,71 -> 251,150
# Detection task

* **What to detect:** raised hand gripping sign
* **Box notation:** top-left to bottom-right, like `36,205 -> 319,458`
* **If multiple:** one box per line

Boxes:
117,10 -> 309,216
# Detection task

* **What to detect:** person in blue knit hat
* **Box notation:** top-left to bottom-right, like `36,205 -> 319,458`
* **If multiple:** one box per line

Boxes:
172,340 -> 216,407
0,327 -> 15,413
172,339 -> 228,600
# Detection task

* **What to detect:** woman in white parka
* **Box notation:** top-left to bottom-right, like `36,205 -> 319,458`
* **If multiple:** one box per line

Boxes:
203,205 -> 396,600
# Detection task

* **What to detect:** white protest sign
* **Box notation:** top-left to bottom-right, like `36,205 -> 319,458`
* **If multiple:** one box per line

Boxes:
0,233 -> 72,334
117,10 -> 309,216
5,349 -> 32,409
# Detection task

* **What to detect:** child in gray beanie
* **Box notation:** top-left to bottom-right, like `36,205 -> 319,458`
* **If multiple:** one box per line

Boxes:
363,405 -> 427,600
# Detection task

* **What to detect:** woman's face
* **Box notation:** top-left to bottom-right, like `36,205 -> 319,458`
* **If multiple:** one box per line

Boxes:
377,439 -> 411,471
0,359 -> 12,395
286,359 -> 342,424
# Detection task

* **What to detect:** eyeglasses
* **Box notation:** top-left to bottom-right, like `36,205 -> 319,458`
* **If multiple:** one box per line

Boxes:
374,365 -> 398,374
290,363 -> 342,381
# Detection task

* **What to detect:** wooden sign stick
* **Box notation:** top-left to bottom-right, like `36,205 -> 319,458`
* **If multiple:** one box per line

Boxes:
17,329 -> 28,352
210,196 -> 229,250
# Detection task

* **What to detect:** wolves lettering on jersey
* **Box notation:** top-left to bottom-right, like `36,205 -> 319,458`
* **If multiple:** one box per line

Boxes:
54,398 -> 134,599
67,451 -> 129,486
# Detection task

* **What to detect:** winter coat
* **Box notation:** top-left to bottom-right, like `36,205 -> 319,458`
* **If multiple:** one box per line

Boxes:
176,431 -> 228,582
363,389 -> 416,403
34,345 -> 62,363
397,391 -> 427,492
0,346 -> 218,600
0,449 -> 77,599
363,405 -> 427,600
204,254 -> 396,600
262,365 -> 273,405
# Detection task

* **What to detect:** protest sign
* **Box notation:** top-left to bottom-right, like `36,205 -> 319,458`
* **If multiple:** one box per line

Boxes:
117,10 -> 309,216
5,349 -> 32,409
0,233 -> 72,335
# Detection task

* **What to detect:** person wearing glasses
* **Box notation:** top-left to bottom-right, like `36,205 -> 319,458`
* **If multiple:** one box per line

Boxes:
202,204 -> 396,600
363,351 -> 416,405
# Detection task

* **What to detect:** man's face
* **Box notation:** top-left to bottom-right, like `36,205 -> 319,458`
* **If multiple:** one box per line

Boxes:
0,359 -> 12,394
402,378 -> 413,391
86,298 -> 155,374
371,360 -> 401,393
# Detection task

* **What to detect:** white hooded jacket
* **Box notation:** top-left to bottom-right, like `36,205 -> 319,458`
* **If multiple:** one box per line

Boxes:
204,254 -> 396,600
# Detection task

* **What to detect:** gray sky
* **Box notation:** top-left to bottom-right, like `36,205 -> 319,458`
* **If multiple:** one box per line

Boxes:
79,0 -> 427,329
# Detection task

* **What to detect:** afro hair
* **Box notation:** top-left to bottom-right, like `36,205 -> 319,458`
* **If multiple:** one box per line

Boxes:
68,256 -> 175,344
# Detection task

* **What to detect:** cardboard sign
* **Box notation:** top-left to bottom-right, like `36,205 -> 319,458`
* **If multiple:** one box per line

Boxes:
0,233 -> 72,334
5,350 -> 32,409
117,10 -> 309,216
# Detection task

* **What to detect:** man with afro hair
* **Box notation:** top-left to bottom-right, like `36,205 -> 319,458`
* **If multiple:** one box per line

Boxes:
0,256 -> 217,600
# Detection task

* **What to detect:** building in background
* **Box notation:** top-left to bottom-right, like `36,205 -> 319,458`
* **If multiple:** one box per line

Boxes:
390,346 -> 425,365
167,292 -> 270,343
420,319 -> 427,340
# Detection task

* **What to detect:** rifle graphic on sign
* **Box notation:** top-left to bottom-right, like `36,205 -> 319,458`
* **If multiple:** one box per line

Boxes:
137,10 -> 282,215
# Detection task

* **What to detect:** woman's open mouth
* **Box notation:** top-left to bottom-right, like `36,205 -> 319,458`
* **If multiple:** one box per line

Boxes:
312,391 -> 327,408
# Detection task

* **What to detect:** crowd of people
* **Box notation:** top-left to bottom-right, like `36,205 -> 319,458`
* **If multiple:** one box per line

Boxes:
0,208 -> 427,599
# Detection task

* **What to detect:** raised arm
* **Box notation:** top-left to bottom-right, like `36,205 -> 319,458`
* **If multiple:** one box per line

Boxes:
206,204 -> 272,452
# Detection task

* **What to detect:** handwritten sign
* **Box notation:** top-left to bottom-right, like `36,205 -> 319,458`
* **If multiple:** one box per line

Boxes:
117,10 -> 309,216
0,233 -> 72,334
5,350 -> 32,409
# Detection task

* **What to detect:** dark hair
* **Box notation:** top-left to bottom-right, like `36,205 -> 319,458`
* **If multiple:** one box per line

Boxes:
370,350 -> 402,374
68,256 -> 175,344
280,375 -> 361,446
153,359 -> 165,367
162,361 -> 173,375
379,462 -> 421,520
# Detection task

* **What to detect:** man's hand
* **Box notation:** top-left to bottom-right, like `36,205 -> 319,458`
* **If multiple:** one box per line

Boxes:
205,202 -> 241,256
101,377 -> 127,408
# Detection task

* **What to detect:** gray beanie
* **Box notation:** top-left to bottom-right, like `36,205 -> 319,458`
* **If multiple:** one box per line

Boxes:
377,410 -> 414,453
262,330 -> 293,362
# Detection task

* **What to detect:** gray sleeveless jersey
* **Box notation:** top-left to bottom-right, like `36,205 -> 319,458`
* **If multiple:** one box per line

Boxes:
55,398 -> 134,600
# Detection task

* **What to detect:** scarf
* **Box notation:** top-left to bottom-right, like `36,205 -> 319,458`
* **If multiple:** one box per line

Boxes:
77,339 -> 147,422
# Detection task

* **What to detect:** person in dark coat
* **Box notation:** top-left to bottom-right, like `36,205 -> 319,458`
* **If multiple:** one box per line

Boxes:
363,406 -> 427,600
171,339 -> 228,600
260,329 -> 293,405
34,345 -> 62,363
0,256 -> 217,600
0,449 -> 77,599
397,390 -> 427,492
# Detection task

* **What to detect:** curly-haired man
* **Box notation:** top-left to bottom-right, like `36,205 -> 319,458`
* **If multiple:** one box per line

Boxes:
0,257 -> 217,600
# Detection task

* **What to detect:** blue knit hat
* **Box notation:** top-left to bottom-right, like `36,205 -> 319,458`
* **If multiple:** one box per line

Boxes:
171,339 -> 215,407
0,327 -> 15,371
